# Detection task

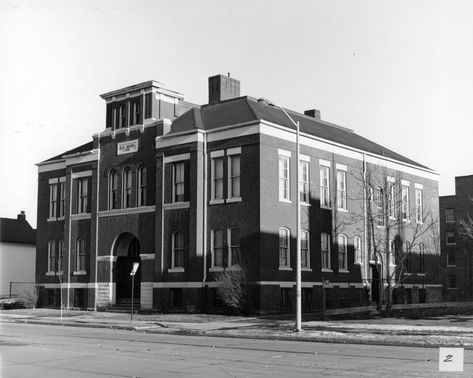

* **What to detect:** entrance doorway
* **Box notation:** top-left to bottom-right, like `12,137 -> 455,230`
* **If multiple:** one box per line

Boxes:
371,265 -> 380,304
114,233 -> 141,301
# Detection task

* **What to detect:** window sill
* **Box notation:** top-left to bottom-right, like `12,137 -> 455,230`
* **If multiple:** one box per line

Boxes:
301,202 -> 311,207
71,213 -> 91,220
446,243 -> 456,246
321,268 -> 333,273
46,271 -> 63,276
164,202 -> 190,210
354,261 -> 362,265
417,273 -> 426,277
73,270 -> 87,275
339,269 -> 349,273
301,267 -> 312,272
227,265 -> 241,271
403,273 -> 413,276
446,220 -> 455,224
210,199 -> 225,205
402,219 -> 411,224
320,205 -> 331,210
279,266 -> 292,271
447,264 -> 456,268
209,267 -> 224,272
279,199 -> 292,204
447,288 -> 457,290
226,197 -> 242,203
337,208 -> 348,213
168,268 -> 185,273
47,217 -> 57,222
57,216 -> 65,221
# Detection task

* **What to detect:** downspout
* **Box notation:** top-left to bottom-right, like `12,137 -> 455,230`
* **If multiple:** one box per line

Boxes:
67,169 -> 73,309
202,131 -> 208,311
94,135 -> 101,311
363,153 -> 368,287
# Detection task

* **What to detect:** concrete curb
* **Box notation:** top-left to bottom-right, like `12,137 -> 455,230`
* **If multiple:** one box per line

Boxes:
3,317 -> 473,350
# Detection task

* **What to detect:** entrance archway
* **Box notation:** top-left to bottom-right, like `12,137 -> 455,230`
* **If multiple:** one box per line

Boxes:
113,233 -> 141,301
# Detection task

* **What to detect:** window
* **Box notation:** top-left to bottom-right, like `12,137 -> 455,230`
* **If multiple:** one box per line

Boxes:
446,208 -> 455,223
131,98 -> 140,125
228,154 -> 240,199
279,156 -> 290,201
279,227 -> 290,268
212,157 -> 224,201
321,232 -> 331,270
212,229 -> 224,268
302,288 -> 312,310
59,181 -> 65,218
338,234 -> 348,271
301,230 -> 310,269
354,236 -> 362,264
170,288 -> 182,307
281,288 -> 291,309
336,169 -> 347,210
446,231 -> 456,245
401,184 -> 409,221
447,274 -> 456,289
376,187 -> 384,227
418,243 -> 425,272
49,183 -> 58,219
75,238 -> 87,272
228,227 -> 240,267
119,103 -> 126,128
404,242 -> 412,273
122,168 -> 132,208
171,231 -> 185,269
388,182 -> 395,219
57,240 -> 64,273
47,240 -> 56,272
447,251 -> 456,266
77,178 -> 88,214
415,188 -> 423,223
300,161 -> 309,203
145,93 -> 152,119
137,166 -> 147,207
173,162 -> 185,203
320,165 -> 330,207
389,240 -> 396,266
108,170 -> 118,210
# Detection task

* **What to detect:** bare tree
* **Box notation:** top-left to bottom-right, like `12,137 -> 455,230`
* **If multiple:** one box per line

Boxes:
349,164 -> 439,314
213,249 -> 247,313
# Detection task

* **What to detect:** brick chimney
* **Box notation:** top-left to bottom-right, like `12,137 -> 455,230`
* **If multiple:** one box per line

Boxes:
304,109 -> 321,120
17,211 -> 26,222
208,74 -> 240,105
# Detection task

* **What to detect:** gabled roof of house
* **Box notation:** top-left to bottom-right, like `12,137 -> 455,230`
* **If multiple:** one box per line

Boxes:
0,217 -> 36,245
170,96 -> 431,170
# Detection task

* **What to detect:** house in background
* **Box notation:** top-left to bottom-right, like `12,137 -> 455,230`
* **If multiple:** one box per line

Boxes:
0,211 -> 36,297
35,74 -> 442,313
440,175 -> 473,301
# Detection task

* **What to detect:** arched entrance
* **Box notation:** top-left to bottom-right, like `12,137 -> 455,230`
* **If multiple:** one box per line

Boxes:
114,233 -> 141,302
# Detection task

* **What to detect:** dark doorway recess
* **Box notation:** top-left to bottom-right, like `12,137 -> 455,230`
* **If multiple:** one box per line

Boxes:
114,233 -> 141,301
371,265 -> 380,304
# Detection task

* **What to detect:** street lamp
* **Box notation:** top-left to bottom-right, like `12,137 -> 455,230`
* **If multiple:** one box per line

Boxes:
258,98 -> 302,332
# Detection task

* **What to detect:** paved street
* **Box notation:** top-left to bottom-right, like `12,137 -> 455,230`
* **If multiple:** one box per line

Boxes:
1,322 -> 472,377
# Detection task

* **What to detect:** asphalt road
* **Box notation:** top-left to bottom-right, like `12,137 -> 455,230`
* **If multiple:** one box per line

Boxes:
1,323 -> 471,377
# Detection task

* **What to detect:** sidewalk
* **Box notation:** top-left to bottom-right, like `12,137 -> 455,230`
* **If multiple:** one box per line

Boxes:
2,308 -> 473,349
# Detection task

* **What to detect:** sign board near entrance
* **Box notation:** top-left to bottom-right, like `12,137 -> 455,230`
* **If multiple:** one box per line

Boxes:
97,282 -> 111,304
130,262 -> 140,276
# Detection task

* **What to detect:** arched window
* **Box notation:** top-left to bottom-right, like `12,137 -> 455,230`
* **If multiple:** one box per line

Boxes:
108,169 -> 118,210
338,234 -> 348,271
122,167 -> 132,208
279,227 -> 290,268
354,236 -> 362,264
137,165 -> 147,207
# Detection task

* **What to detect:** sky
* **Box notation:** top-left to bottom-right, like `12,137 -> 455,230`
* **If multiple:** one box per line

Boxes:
1,0 -> 473,228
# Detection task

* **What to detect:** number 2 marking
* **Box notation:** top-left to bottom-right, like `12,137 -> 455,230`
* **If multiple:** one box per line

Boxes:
444,355 -> 453,363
